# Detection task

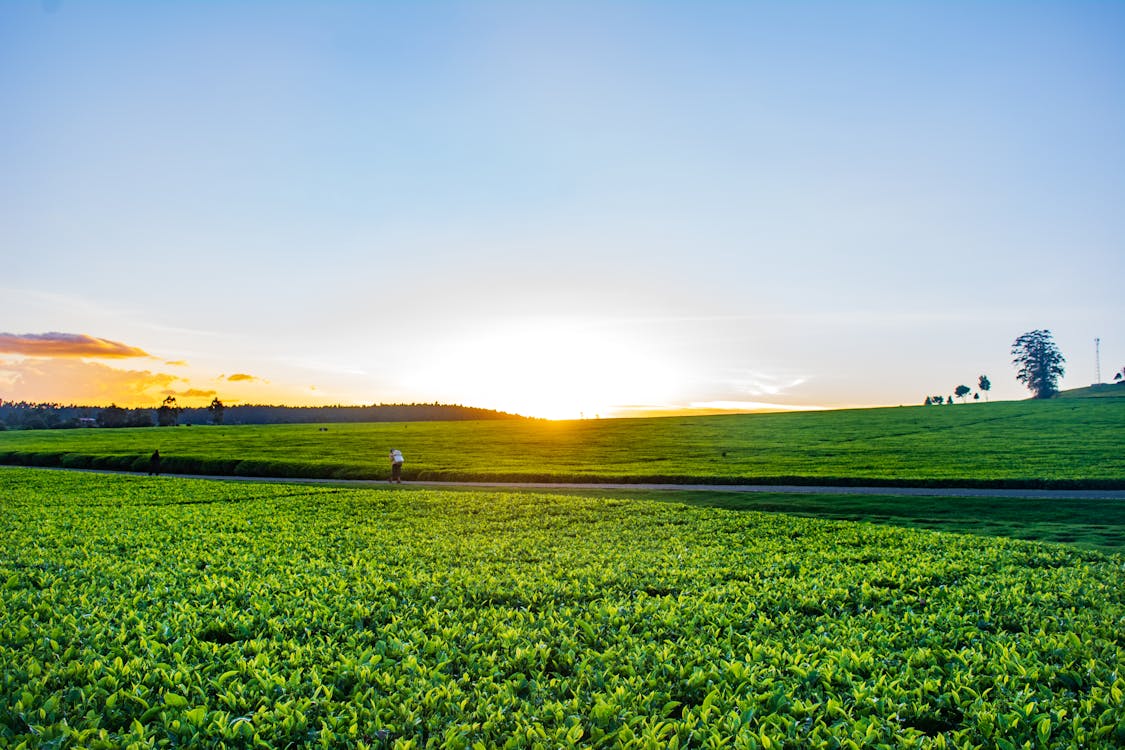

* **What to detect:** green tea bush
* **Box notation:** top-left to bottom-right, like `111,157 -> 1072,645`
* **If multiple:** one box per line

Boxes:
59,453 -> 92,469
1,468 -> 1123,748
330,464 -> 381,480
198,459 -> 242,475
232,459 -> 277,477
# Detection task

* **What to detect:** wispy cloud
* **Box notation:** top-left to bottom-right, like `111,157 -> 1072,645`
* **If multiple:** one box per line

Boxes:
687,400 -> 827,413
0,332 -> 150,359
610,400 -> 826,417
723,370 -> 810,398
226,373 -> 259,382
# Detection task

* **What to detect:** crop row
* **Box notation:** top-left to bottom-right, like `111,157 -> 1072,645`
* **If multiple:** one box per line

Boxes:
1,468 -> 1123,748
1,448 -> 1122,491
0,450 -> 366,480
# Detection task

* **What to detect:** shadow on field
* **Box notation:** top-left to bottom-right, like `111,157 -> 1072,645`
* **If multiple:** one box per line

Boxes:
519,487 -> 1125,555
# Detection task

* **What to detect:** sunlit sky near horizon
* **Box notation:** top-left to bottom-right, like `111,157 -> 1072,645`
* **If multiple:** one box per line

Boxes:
3,1 -> 1123,419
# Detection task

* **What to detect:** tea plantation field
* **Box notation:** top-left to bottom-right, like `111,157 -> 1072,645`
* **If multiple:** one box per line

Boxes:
2,468 -> 1123,748
1,398 -> 1123,488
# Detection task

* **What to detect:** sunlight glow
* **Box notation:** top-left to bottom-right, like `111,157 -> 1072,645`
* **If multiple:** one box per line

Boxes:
612,400 -> 828,417
408,320 -> 683,419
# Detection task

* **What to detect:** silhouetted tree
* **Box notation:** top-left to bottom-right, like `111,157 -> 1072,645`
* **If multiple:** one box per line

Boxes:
157,396 -> 182,427
978,374 -> 991,401
1011,329 -> 1066,399
208,397 -> 225,425
97,404 -> 128,428
954,384 -> 971,402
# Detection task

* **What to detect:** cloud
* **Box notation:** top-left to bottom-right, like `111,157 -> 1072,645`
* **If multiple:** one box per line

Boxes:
713,369 -> 810,398
164,360 -> 189,367
174,389 -> 218,399
686,400 -> 827,413
0,358 -> 178,405
612,400 -> 826,417
226,373 -> 258,382
0,332 -> 150,359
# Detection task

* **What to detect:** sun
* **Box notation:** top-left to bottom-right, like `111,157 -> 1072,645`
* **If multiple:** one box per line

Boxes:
410,319 -> 682,419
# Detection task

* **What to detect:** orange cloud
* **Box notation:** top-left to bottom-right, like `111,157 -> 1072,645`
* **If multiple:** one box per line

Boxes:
0,332 -> 150,359
174,389 -> 219,399
227,373 -> 258,382
0,358 -> 177,406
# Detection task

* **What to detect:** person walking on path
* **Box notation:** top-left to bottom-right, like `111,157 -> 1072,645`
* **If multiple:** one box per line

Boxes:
389,449 -> 404,484
148,450 -> 161,476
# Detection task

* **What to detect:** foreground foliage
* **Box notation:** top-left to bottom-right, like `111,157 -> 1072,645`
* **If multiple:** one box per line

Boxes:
1,398 -> 1123,488
2,468 -> 1123,748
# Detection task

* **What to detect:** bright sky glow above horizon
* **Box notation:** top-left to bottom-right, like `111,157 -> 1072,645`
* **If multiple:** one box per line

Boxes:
2,1 -> 1123,419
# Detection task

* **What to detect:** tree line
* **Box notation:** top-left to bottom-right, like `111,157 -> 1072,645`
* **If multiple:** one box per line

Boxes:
0,400 -> 527,431
924,375 -> 991,405
923,329 -> 1099,405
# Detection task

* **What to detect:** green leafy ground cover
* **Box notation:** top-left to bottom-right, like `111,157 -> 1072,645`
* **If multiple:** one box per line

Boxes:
1,398 -> 1123,488
522,487 -> 1125,555
2,469 -> 1123,748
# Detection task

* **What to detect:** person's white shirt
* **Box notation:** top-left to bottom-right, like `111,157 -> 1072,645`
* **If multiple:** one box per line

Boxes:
390,450 -> 404,464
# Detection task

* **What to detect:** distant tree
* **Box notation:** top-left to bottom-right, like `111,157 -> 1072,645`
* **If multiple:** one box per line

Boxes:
924,396 -> 933,406
973,392 -> 980,401
1011,329 -> 1066,399
931,395 -> 944,405
157,395 -> 182,427
947,395 -> 953,404
1115,368 -> 1124,383
208,397 -> 225,425
978,374 -> 991,401
97,404 -> 128,428
954,384 -> 971,402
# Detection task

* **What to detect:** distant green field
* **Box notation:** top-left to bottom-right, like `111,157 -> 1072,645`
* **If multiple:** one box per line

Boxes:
2,468 -> 1123,748
1,398 -> 1122,488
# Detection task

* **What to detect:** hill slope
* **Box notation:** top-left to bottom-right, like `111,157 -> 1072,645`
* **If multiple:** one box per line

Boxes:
1,398 -> 1121,488
1054,383 -> 1125,399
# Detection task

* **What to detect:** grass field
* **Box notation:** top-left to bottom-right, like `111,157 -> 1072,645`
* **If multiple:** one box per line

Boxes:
2,468 -> 1123,748
1,397 -> 1123,488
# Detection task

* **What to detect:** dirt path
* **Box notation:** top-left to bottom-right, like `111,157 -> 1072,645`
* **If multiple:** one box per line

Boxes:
8,465 -> 1124,499
149,472 -> 1125,500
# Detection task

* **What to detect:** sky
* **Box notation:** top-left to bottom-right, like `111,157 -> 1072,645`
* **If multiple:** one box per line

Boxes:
2,1 -> 1123,419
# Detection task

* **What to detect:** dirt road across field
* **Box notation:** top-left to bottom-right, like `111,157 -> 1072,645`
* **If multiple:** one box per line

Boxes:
147,472 -> 1125,499
8,465 -> 1125,499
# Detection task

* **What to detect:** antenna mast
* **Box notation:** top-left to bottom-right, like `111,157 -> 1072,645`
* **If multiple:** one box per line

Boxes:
1095,337 -> 1102,384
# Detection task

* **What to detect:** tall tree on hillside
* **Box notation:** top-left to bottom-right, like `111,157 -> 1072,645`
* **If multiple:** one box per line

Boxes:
208,397 -> 225,425
1011,329 -> 1066,399
157,395 -> 182,427
978,374 -> 991,401
954,384 -> 972,402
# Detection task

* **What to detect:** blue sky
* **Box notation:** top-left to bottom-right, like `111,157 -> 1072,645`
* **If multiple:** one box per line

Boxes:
2,1 -> 1123,418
